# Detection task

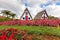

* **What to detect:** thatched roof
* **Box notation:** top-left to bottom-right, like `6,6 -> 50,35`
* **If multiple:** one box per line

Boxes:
34,9 -> 48,19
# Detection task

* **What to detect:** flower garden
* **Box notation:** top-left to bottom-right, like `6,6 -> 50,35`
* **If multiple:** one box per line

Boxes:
0,18 -> 60,40
0,3 -> 59,39
0,9 -> 60,40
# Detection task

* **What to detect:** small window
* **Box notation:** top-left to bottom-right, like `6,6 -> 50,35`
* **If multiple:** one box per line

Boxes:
23,17 -> 25,19
28,17 -> 30,20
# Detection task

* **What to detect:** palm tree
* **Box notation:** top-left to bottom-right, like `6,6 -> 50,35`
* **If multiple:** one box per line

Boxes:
1,10 -> 10,18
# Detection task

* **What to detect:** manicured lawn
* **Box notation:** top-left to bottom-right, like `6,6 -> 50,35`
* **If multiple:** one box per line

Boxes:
0,25 -> 60,37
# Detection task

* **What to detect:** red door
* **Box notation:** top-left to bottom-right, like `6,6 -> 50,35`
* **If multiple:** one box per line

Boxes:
25,16 -> 28,21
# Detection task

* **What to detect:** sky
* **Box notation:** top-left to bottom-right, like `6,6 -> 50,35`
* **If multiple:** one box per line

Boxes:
0,0 -> 60,19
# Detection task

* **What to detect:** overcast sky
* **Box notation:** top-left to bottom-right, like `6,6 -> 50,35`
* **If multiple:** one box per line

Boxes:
0,0 -> 60,19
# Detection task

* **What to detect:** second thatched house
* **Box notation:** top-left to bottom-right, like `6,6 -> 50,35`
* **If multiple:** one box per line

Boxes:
34,10 -> 48,20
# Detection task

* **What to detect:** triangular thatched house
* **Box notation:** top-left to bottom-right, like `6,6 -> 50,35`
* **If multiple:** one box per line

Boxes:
34,9 -> 48,20
20,8 -> 32,20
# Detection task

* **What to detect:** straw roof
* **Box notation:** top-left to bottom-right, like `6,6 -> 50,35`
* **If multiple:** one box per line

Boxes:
34,9 -> 48,19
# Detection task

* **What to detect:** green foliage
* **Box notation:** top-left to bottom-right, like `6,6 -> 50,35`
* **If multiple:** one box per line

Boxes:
6,31 -> 12,37
1,10 -> 16,20
0,17 -> 11,22
48,16 -> 58,19
14,34 -> 22,40
1,10 -> 11,18
0,18 -> 4,22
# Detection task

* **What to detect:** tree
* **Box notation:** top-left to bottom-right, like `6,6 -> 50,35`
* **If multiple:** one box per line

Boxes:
1,10 -> 10,18
1,10 -> 16,20
48,16 -> 58,19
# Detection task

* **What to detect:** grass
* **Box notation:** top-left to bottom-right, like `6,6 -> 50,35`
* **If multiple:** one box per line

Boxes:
0,25 -> 60,37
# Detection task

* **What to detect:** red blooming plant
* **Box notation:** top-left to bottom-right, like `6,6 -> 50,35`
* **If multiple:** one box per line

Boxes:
0,28 -> 33,40
34,19 -> 59,27
0,30 -> 6,40
0,19 -> 60,27
6,28 -> 25,40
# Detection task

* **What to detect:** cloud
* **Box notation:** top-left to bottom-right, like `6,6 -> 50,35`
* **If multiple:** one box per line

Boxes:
0,0 -> 60,19
28,5 -> 43,18
0,0 -> 24,18
46,4 -> 60,17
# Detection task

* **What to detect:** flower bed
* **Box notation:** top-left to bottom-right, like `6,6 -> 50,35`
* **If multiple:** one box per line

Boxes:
0,19 -> 60,27
0,28 -> 33,40
0,28 -> 60,40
